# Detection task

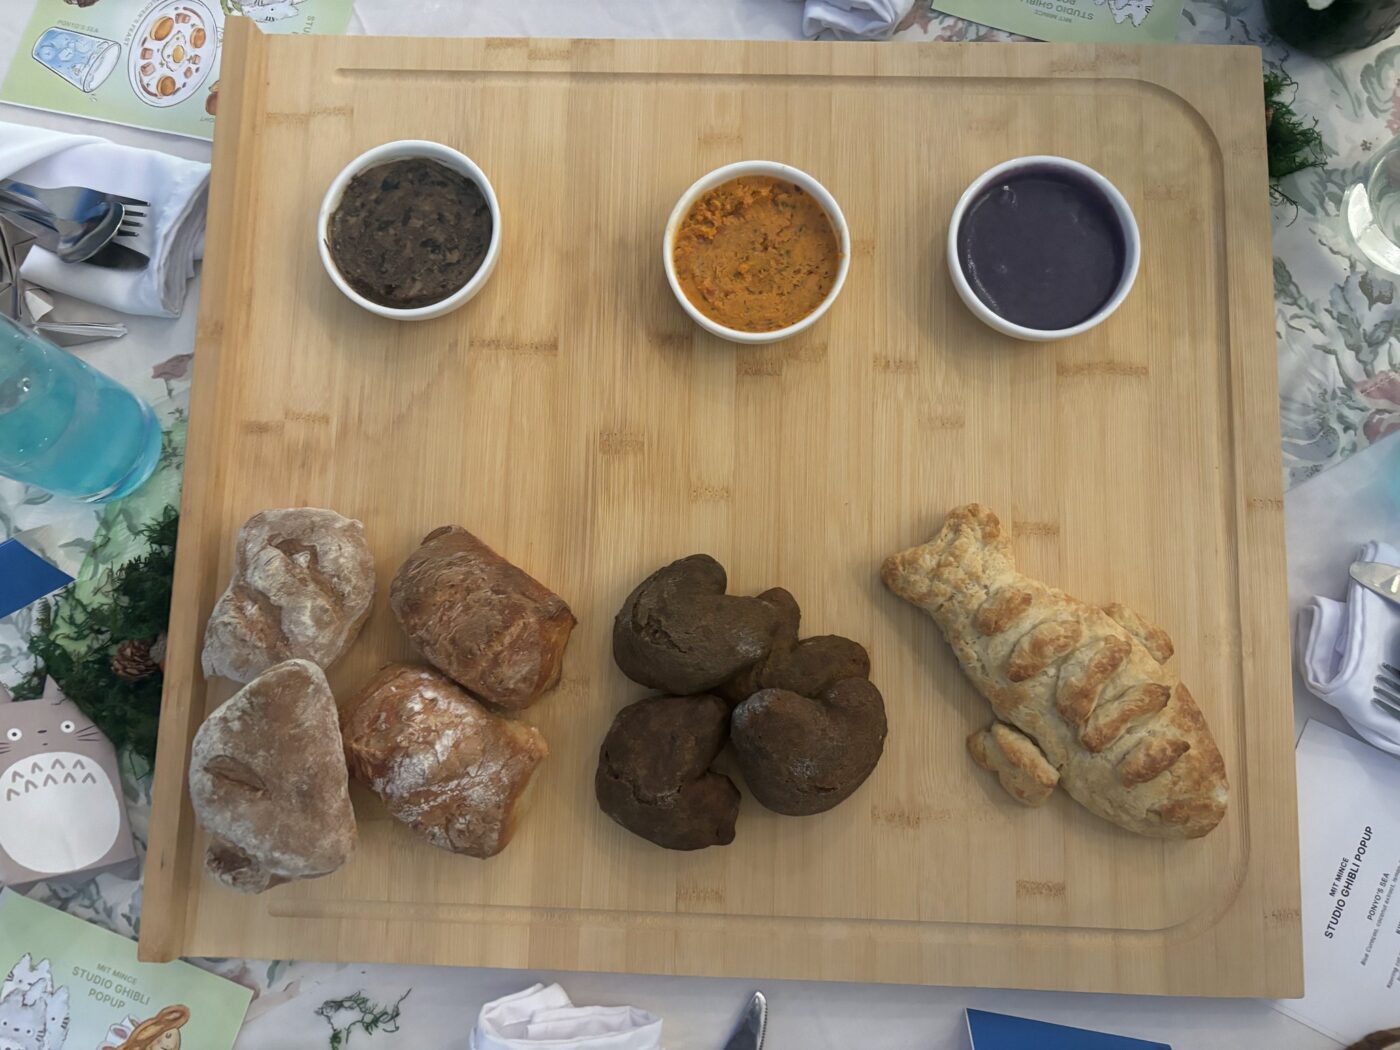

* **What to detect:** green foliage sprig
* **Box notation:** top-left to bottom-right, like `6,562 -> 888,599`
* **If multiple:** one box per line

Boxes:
1265,67 -> 1329,206
14,507 -> 179,762
315,991 -> 410,1050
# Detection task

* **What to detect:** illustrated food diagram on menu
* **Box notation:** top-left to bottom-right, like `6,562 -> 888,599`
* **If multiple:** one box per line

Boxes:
3,0 -> 348,137
31,0 -> 221,114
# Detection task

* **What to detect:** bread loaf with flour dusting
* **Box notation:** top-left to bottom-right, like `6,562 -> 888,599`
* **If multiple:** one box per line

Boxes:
881,503 -> 1227,839
188,659 -> 357,892
342,663 -> 548,858
391,527 -> 575,711
202,508 -> 375,683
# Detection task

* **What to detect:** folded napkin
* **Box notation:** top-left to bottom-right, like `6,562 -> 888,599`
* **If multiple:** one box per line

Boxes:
1297,540 -> 1400,756
0,123 -> 208,317
472,984 -> 662,1050
785,0 -> 915,39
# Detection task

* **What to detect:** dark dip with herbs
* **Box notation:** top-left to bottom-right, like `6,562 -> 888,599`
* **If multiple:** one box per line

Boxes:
328,157 -> 491,310
956,167 -> 1126,332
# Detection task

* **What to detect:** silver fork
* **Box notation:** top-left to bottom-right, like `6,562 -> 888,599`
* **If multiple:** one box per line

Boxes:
1373,663 -> 1400,720
0,180 -> 148,263
0,180 -> 148,238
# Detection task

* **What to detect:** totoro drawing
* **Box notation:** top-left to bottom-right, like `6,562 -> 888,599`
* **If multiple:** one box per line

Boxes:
0,953 -> 69,1050
0,679 -> 134,887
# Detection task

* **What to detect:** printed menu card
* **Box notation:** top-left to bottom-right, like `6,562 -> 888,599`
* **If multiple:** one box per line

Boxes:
932,0 -> 1185,43
1281,720 -> 1400,1043
1,0 -> 354,139
0,890 -> 250,1049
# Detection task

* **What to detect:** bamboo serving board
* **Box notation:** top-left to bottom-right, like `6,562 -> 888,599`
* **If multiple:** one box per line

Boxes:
141,20 -> 1302,997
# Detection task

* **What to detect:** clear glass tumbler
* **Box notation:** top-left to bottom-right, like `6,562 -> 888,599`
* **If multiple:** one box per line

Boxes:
0,314 -> 162,502
1347,134 -> 1400,278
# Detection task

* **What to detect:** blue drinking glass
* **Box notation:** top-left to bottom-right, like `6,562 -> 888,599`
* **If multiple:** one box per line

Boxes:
0,314 -> 162,502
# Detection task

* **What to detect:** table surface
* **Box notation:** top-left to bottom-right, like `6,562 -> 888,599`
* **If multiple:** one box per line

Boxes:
2,0 -> 1396,1046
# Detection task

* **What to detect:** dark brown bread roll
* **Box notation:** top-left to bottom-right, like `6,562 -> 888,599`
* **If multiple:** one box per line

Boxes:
390,526 -> 575,710
595,694 -> 739,851
612,556 -> 783,695
730,678 -> 887,816
342,663 -> 548,858
717,587 -> 871,705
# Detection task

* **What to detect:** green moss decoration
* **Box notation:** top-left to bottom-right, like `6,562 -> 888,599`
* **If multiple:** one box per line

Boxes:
1265,67 -> 1329,206
13,507 -> 179,764
315,991 -> 410,1050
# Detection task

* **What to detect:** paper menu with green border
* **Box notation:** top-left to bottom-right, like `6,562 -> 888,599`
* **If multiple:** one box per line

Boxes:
0,891 -> 251,1050
931,0 -> 1185,42
0,0 -> 354,140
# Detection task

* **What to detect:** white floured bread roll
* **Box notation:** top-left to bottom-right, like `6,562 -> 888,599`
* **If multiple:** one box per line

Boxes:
342,663 -> 549,858
202,507 -> 375,683
189,659 -> 357,892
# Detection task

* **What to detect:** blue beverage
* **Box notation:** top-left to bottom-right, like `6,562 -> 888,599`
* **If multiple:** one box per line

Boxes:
0,315 -> 161,502
32,27 -> 121,93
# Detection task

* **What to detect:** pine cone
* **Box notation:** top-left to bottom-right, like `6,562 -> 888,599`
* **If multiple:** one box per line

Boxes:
111,638 -> 160,682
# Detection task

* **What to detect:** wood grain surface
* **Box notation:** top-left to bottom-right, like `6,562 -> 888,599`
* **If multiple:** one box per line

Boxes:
140,20 -> 1301,996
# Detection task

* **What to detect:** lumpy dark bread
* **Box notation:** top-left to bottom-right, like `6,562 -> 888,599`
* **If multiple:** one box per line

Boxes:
602,555 -> 888,845
717,587 -> 871,706
595,693 -> 740,851
612,555 -> 783,695
329,157 -> 492,310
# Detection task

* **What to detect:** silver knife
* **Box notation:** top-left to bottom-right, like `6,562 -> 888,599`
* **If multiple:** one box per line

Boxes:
722,991 -> 767,1050
1351,561 -> 1400,604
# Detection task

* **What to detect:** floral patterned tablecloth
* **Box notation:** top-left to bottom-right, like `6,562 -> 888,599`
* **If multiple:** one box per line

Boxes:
899,0 -> 1400,487
0,1 -> 1394,1047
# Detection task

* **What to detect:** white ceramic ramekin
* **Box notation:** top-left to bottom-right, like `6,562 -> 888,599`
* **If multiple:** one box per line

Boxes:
663,160 -> 851,345
946,155 -> 1140,342
318,140 -> 501,321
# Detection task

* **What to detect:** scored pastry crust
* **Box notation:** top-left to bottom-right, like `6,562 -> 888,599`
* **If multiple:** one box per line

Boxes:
882,504 -> 1228,839
967,722 -> 1059,806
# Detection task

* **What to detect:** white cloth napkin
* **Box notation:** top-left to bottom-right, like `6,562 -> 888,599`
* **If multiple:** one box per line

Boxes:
472,984 -> 663,1050
1297,539 -> 1400,756
784,0 -> 914,39
0,122 -> 208,317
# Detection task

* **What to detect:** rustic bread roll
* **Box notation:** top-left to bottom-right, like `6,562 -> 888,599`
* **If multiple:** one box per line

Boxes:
882,503 -> 1228,839
717,587 -> 886,816
717,587 -> 872,705
613,556 -> 783,695
595,694 -> 739,851
202,508 -> 375,683
188,659 -> 357,893
390,527 -> 575,710
730,678 -> 887,816
342,663 -> 549,858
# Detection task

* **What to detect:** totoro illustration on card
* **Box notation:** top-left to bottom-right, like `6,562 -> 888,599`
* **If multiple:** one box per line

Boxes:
0,679 -> 136,889
0,892 -> 251,1050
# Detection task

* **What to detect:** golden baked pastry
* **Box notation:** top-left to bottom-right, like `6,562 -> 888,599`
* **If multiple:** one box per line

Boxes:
882,503 -> 1227,839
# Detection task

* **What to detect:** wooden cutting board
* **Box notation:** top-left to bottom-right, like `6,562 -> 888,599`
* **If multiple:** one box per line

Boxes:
141,19 -> 1301,997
